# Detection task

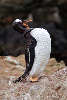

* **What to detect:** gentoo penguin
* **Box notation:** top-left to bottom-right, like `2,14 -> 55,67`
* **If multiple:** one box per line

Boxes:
12,19 -> 51,83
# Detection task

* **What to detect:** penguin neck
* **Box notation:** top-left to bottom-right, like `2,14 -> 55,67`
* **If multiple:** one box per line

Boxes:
24,28 -> 33,39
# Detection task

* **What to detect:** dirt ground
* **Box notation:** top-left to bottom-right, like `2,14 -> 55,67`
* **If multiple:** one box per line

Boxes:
0,55 -> 66,99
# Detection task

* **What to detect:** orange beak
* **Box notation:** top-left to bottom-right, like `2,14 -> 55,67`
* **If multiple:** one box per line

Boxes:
23,19 -> 32,29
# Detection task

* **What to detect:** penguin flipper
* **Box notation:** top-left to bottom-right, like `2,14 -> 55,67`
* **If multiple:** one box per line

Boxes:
13,48 -> 30,83
13,46 -> 35,83
13,36 -> 37,83
13,74 -> 27,83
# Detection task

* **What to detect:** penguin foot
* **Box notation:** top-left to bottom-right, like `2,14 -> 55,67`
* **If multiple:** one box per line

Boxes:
30,76 -> 39,82
13,76 -> 26,83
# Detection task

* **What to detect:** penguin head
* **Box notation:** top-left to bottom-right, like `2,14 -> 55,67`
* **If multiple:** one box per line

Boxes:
12,19 -> 32,33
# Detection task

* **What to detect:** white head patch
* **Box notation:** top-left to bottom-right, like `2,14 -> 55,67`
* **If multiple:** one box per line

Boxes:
14,19 -> 22,23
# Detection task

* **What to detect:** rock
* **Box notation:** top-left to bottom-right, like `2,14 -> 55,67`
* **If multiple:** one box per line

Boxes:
43,22 -> 67,65
0,65 -> 67,100
0,55 -> 66,100
0,25 -> 25,56
21,67 -> 67,100
5,56 -> 21,65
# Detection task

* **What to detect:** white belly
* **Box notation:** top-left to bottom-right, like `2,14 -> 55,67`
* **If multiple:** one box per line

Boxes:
29,28 -> 51,77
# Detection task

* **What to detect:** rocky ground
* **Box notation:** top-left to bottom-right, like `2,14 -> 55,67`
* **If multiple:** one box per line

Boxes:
0,55 -> 67,100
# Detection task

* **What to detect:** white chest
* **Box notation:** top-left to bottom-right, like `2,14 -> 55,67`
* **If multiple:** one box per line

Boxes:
30,28 -> 51,76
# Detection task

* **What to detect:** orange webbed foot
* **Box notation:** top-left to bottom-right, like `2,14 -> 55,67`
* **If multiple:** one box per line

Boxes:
30,76 -> 39,82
